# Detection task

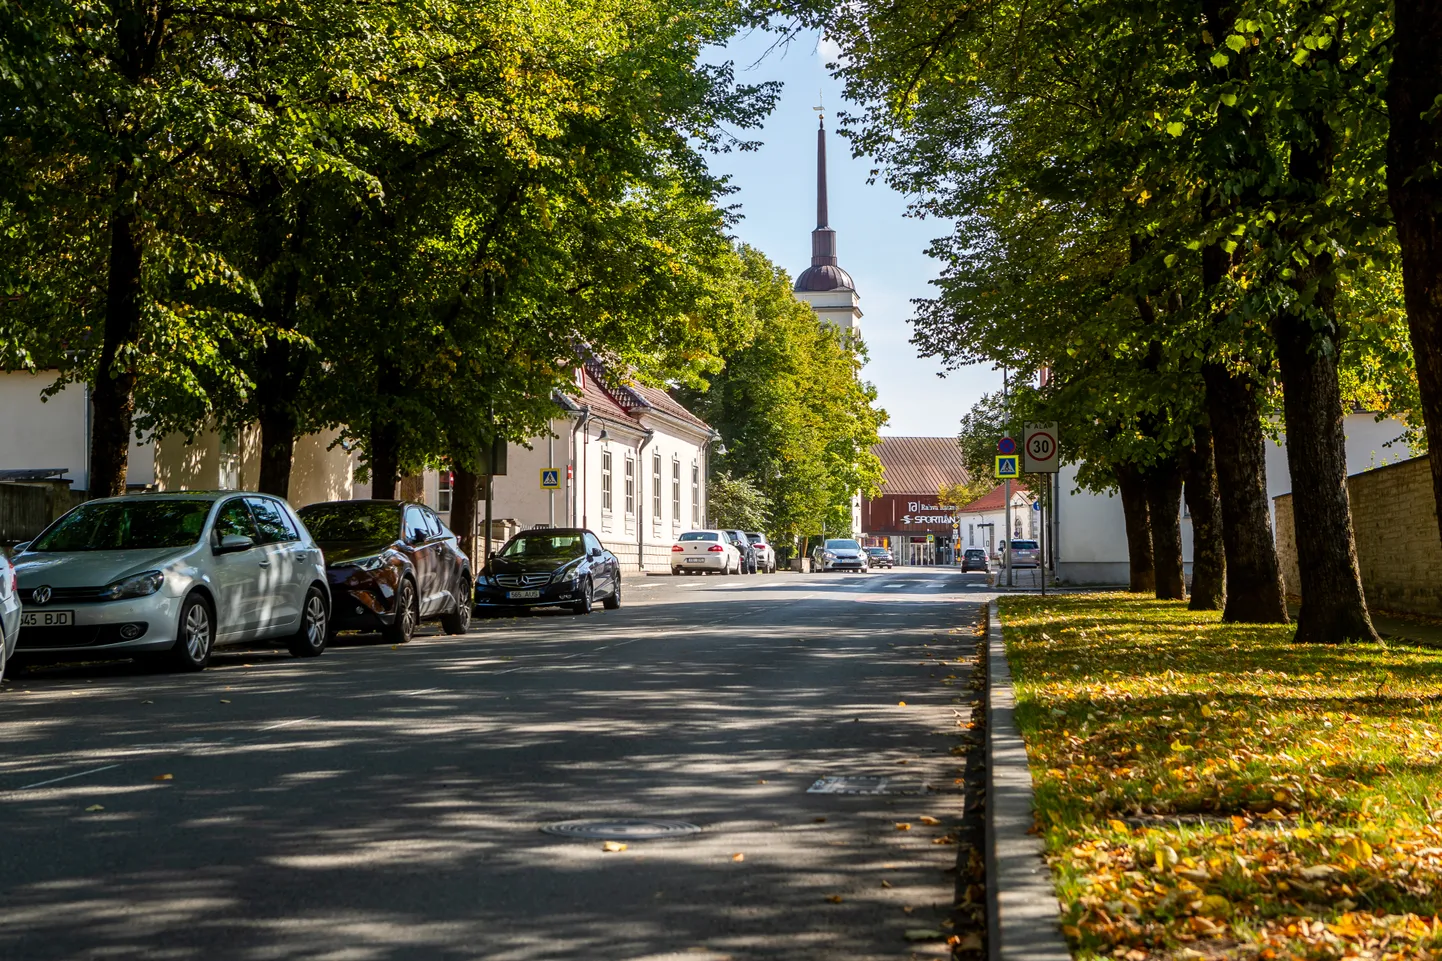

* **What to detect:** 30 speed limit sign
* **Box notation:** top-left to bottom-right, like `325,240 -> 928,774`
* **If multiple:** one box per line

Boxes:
1023,422 -> 1059,473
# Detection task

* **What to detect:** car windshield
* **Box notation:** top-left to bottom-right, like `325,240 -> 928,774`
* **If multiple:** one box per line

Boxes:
29,499 -> 211,552
746,534 -> 765,543
867,548 -> 886,554
678,531 -> 718,542
298,503 -> 399,542
825,539 -> 861,550
500,533 -> 584,559
1012,540 -> 1039,550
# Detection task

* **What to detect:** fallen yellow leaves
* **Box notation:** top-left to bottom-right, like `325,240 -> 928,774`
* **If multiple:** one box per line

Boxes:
919,815 -> 941,826
894,822 -> 912,831
731,853 -> 744,862
602,841 -> 627,853
825,894 -> 843,903
152,774 -> 173,782
1002,592 -> 1442,960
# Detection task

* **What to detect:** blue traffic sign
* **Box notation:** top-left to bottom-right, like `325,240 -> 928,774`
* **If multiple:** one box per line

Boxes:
994,455 -> 1019,478
540,468 -> 561,490
998,436 -> 1017,455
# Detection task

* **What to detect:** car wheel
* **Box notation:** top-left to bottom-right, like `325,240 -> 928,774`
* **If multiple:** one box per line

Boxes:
383,578 -> 418,643
572,577 -> 593,615
287,586 -> 329,658
602,578 -> 621,610
167,593 -> 215,672
440,575 -> 473,635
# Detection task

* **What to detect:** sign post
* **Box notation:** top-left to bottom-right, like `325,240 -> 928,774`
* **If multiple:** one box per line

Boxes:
1023,423 -> 1060,594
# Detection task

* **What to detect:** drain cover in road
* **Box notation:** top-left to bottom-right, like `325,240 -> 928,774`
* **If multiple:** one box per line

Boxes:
540,818 -> 702,840
807,776 -> 895,794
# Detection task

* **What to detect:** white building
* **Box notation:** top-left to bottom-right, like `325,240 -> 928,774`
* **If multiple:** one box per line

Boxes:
956,483 -> 1037,557
1053,412 -> 1415,584
424,362 -> 715,573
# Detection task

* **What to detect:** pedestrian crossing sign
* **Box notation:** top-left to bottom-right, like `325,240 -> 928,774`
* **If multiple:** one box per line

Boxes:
540,468 -> 561,490
994,455 -> 1019,479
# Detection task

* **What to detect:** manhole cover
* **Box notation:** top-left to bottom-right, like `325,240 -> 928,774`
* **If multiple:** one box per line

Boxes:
540,818 -> 702,840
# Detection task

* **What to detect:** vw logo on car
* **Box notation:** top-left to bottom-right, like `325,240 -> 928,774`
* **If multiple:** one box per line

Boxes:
31,585 -> 51,605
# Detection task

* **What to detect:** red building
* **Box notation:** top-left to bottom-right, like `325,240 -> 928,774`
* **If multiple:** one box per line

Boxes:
862,437 -> 972,565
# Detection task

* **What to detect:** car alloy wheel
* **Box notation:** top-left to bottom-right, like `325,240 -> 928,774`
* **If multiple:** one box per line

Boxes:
167,594 -> 214,672
572,577 -> 593,615
384,579 -> 418,643
288,586 -> 329,657
602,577 -> 621,610
441,575 -> 472,634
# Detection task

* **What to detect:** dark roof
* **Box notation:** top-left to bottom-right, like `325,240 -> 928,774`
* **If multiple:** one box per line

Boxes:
794,263 -> 855,292
0,468 -> 68,482
956,483 -> 1031,515
576,359 -> 711,434
628,382 -> 712,431
873,437 -> 971,494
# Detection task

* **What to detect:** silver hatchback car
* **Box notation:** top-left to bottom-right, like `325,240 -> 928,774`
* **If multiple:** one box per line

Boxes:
13,492 -> 329,671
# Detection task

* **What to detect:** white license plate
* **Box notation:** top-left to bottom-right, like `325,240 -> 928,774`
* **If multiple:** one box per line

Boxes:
22,610 -> 74,627
506,590 -> 541,599
685,557 -> 705,563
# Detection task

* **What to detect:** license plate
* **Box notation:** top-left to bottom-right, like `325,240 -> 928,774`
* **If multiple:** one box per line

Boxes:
22,610 -> 74,627
506,590 -> 541,599
685,557 -> 705,563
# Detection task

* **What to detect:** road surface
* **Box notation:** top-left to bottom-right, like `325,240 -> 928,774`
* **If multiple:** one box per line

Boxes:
1,567 -> 993,960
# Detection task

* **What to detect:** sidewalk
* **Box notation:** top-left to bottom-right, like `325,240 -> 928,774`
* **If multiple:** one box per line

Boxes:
1371,611 -> 1442,648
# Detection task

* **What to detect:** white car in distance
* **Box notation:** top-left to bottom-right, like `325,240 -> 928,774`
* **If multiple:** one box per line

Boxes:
670,529 -> 741,575
745,533 -> 777,573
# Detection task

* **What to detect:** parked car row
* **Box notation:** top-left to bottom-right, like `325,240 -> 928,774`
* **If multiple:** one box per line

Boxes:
669,529 -> 778,575
0,494 -> 633,681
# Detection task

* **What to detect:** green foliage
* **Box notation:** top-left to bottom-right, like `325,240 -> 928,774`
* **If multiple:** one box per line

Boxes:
706,472 -> 771,531
0,0 -> 779,485
676,245 -> 886,541
774,0 -> 1420,485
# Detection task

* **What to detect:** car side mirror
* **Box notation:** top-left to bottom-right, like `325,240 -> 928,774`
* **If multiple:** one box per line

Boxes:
12,541 -> 30,553
590,548 -> 603,558
217,533 -> 254,553
410,528 -> 428,545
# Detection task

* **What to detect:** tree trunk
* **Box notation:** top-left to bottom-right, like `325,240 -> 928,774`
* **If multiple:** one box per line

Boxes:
369,423 -> 400,499
256,406 -> 296,497
1200,236 -> 1287,624
1387,0 -> 1442,557
1273,284 -> 1378,643
1200,361 -> 1288,623
1182,423 -> 1226,611
88,207 -> 143,498
1145,459 -> 1186,600
451,466 -> 481,568
1115,465 -> 1154,593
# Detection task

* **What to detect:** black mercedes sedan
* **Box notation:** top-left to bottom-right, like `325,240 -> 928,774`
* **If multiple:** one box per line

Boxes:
475,527 -> 620,615
296,500 -> 473,643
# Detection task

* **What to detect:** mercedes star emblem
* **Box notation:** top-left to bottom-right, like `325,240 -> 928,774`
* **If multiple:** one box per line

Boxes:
32,585 -> 52,605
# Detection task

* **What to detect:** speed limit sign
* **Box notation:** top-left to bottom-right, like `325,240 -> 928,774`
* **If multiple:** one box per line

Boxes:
1023,422 -> 1059,473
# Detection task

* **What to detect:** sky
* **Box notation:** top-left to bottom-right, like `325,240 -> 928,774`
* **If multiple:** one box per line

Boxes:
701,28 -> 1003,437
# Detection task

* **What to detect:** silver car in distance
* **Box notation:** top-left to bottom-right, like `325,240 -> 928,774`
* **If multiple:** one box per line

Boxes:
12,492 -> 330,672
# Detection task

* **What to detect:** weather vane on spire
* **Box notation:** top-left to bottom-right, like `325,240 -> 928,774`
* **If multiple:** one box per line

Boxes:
814,90 -> 824,126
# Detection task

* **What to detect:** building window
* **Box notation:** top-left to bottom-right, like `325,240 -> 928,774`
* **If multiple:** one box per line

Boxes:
691,463 -> 700,525
624,455 -> 636,516
968,523 -> 974,546
672,460 -> 681,521
601,450 -> 613,512
652,452 -> 662,518
438,470 -> 453,513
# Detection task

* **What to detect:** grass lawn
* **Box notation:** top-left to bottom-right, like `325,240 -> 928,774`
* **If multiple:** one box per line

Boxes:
1000,593 -> 1442,961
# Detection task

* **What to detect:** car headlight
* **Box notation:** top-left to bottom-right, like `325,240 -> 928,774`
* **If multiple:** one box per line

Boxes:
822,551 -> 836,560
99,570 -> 164,601
551,569 -> 579,585
349,551 -> 396,572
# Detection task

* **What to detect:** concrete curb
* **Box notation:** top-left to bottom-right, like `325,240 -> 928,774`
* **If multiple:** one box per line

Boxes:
986,598 -> 1071,961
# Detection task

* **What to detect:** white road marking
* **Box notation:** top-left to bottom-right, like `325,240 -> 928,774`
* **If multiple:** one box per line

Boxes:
16,764 -> 122,791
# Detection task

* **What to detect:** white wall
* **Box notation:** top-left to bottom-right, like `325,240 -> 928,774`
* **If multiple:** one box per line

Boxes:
0,370 -> 154,491
1055,413 -> 1414,584
430,412 -> 711,572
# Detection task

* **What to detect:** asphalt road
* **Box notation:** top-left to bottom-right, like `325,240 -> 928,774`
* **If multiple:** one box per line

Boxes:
1,567 -> 995,961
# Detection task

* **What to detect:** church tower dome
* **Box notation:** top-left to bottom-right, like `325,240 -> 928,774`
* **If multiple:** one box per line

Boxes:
793,114 -> 862,332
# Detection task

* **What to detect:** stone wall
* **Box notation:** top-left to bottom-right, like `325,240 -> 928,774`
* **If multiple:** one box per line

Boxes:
1274,454 -> 1442,616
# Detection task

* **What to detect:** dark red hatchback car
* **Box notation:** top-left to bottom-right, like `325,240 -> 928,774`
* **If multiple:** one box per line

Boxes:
296,500 -> 473,643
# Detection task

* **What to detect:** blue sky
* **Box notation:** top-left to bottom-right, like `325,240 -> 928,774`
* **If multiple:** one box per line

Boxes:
702,28 -> 1003,437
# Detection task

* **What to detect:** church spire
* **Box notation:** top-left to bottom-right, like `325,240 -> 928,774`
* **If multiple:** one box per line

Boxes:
811,115 -> 838,268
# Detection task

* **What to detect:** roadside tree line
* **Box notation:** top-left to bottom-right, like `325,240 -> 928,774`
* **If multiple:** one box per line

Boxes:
782,0 -> 1442,643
